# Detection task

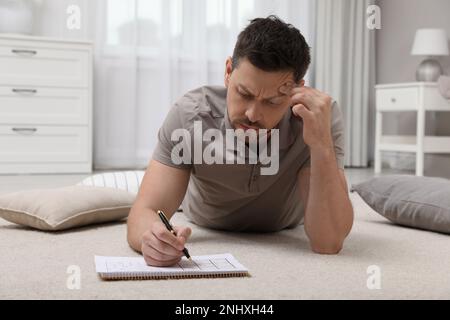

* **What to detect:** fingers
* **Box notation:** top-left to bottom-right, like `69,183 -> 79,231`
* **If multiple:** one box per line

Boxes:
147,232 -> 183,257
143,251 -> 182,267
292,104 -> 313,121
143,242 -> 182,262
152,222 -> 185,251
290,85 -> 320,97
290,86 -> 328,110
291,91 -> 316,110
174,226 -> 192,241
141,232 -> 183,267
141,222 -> 192,267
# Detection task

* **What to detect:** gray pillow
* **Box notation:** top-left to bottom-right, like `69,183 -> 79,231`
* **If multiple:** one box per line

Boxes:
352,175 -> 450,234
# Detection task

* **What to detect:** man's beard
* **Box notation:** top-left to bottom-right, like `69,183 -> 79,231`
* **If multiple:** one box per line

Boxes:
231,118 -> 263,130
231,119 -> 273,146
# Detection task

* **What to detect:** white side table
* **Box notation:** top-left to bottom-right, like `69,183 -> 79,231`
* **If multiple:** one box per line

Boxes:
375,82 -> 450,176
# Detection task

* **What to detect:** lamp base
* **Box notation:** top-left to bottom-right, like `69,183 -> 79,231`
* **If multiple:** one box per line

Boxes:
416,59 -> 443,82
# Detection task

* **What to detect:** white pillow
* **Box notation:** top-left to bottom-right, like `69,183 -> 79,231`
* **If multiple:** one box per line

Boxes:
77,171 -> 145,194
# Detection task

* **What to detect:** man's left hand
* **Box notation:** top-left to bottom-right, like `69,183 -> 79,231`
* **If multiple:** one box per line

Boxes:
291,86 -> 334,151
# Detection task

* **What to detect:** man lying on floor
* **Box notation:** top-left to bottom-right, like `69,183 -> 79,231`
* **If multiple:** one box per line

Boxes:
127,16 -> 354,267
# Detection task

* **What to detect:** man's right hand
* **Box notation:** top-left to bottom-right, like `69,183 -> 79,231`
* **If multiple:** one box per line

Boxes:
141,221 -> 192,267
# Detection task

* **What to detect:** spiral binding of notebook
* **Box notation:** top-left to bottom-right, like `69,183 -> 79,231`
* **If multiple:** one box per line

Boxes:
99,271 -> 250,281
95,254 -> 250,281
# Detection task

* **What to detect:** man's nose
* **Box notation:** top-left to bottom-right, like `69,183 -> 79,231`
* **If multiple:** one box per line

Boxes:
245,102 -> 263,125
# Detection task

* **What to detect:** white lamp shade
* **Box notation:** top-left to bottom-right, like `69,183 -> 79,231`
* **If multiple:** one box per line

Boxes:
411,29 -> 449,56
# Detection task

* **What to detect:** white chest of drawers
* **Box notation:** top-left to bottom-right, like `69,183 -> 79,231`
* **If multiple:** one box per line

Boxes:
0,34 -> 93,174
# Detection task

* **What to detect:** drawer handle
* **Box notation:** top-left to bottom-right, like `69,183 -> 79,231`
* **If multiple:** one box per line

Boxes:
11,49 -> 37,56
391,97 -> 397,103
12,128 -> 38,135
12,88 -> 37,95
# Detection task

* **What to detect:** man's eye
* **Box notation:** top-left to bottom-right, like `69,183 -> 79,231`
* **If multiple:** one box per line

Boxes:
239,92 -> 252,99
267,99 -> 282,106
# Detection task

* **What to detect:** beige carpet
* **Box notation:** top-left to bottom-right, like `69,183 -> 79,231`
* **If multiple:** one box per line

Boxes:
1,192 -> 449,300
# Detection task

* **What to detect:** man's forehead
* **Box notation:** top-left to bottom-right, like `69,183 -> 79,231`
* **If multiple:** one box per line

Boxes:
234,60 -> 296,93
278,81 -> 296,94
238,81 -> 296,97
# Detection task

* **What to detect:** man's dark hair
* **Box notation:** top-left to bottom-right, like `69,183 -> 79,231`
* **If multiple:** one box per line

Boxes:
232,15 -> 311,83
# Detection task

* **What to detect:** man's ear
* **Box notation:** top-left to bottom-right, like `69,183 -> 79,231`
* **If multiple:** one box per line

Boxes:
224,57 -> 233,88
299,79 -> 306,87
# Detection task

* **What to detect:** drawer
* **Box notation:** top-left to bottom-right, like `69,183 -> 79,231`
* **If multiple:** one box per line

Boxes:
0,43 -> 90,87
377,87 -> 419,110
0,86 -> 89,125
0,125 -> 90,163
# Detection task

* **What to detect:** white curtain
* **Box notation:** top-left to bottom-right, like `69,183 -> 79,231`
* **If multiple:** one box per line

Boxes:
33,0 -> 314,169
313,0 -> 375,168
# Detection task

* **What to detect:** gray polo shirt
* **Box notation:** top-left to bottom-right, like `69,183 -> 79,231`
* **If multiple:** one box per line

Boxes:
153,85 -> 345,232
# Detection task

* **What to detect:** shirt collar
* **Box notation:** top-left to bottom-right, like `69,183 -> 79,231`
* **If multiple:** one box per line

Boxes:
224,104 -> 234,131
277,109 -> 298,150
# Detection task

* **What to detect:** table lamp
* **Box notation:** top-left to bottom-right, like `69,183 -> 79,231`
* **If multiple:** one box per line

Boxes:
411,28 -> 449,82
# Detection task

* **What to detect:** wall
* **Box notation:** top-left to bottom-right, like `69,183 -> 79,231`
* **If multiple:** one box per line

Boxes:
375,0 -> 450,177
24,0 -> 450,175
33,0 -> 91,39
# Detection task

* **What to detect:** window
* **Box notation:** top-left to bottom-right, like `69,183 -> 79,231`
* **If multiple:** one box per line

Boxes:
104,0 -> 256,59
